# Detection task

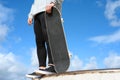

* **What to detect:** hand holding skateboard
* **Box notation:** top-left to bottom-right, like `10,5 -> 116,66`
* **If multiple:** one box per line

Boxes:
46,3 -> 55,14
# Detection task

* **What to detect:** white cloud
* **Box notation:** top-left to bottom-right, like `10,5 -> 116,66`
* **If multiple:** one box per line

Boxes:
28,49 -> 120,72
104,52 -> 120,68
0,3 -> 13,42
96,0 -> 104,7
0,48 -> 38,80
31,48 -> 38,67
13,37 -> 22,43
0,4 -> 13,24
0,25 -> 9,42
69,55 -> 83,71
69,51 -> 98,71
0,52 -> 27,80
27,48 -> 40,73
105,0 -> 120,27
89,29 -> 120,44
0,4 -> 27,79
0,3 -> 34,80
83,57 -> 98,70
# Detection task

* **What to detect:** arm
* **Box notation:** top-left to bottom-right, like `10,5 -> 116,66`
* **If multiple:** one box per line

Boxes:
28,2 -> 35,25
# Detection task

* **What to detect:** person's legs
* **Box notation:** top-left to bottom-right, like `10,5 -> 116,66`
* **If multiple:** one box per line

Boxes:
39,12 -> 54,66
34,13 -> 47,69
34,12 -> 56,74
46,42 -> 54,66
41,13 -> 53,66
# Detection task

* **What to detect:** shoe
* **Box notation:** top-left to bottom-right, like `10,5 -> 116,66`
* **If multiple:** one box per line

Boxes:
35,66 -> 56,74
45,66 -> 56,73
26,72 -> 39,78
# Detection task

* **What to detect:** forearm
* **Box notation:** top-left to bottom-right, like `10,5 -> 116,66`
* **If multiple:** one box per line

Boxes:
28,1 -> 36,19
28,5 -> 34,19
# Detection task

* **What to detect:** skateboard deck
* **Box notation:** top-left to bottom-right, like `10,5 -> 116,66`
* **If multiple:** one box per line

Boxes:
45,7 -> 70,73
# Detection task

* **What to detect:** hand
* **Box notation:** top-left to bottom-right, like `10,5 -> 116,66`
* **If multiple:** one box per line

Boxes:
46,3 -> 54,13
28,18 -> 33,25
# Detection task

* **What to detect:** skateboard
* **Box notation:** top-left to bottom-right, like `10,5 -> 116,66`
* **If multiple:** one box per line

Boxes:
44,7 -> 70,73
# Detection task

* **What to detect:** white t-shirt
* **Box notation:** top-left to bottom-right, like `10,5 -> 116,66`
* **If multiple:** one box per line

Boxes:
28,0 -> 64,19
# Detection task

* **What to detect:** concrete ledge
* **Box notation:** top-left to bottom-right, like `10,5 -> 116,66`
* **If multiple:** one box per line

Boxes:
33,68 -> 120,80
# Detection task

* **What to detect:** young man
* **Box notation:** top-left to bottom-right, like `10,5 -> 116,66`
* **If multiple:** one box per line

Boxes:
26,0 -> 63,77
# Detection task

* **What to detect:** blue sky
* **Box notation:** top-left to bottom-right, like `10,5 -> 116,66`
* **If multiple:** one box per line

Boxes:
1,0 -> 120,80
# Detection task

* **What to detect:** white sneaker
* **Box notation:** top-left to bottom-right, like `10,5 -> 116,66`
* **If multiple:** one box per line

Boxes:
35,66 -> 56,75
26,72 -> 39,78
